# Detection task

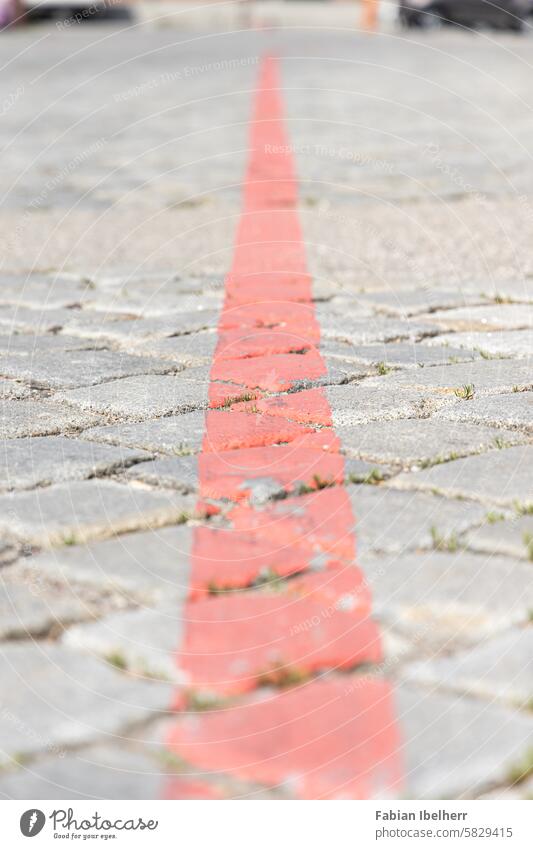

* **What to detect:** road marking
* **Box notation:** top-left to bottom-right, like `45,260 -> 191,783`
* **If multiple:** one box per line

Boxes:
166,56 -> 403,800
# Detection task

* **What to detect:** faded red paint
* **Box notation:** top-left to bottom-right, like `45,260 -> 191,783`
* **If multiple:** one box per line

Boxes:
181,567 -> 380,696
168,677 -> 403,800
201,410 -> 312,452
164,56 -> 402,800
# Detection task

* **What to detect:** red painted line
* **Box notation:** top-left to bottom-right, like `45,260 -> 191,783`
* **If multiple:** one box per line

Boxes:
164,56 -> 403,799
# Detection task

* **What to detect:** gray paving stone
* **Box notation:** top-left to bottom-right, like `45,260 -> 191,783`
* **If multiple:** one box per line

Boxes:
338,420 -> 522,468
83,412 -> 207,455
59,375 -> 209,419
325,383 -> 439,428
362,550 -> 533,643
465,280 -> 533,303
348,485 -> 487,554
93,272 -> 222,296
125,331 -> 218,366
0,399 -> 102,439
0,436 -> 150,491
355,287 -> 487,317
390,445 -> 533,509
404,629 -> 533,708
0,350 -> 178,390
0,305 -> 131,335
423,330 -> 532,358
0,274 -> 93,309
343,457 -> 392,483
0,378 -> 29,400
316,311 -> 435,345
0,333 -> 95,355
0,577 -> 92,640
0,744 -> 164,800
22,525 -> 192,602
63,600 -> 185,684
0,480 -> 195,547
324,341 -> 479,369
436,392 -> 532,432
0,644 -> 171,767
83,410 -> 205,454
465,515 -> 533,561
425,304 -> 533,331
125,457 -> 198,492
67,310 -> 219,342
87,291 -> 222,318
397,683 -> 533,799
370,360 -> 532,396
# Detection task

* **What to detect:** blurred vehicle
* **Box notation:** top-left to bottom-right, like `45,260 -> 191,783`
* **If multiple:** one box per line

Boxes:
399,0 -> 531,30
22,0 -> 131,23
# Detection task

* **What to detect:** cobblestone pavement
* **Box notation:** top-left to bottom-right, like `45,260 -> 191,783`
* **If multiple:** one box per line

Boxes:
0,22 -> 532,800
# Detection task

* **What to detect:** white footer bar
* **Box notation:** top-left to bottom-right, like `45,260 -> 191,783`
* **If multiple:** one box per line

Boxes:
3,799 -> 531,848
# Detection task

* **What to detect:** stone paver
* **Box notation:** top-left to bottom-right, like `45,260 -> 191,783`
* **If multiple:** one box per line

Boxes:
0,744 -> 164,800
0,480 -> 195,547
464,515 -> 533,561
337,419 -> 523,468
59,375 -> 209,419
324,341 -> 479,368
348,485 -> 487,554
325,383 -> 437,428
436,392 -> 532,432
0,378 -> 29,400
317,312 -> 434,345
67,310 -> 220,343
404,629 -> 533,708
0,436 -> 150,490
0,576 -> 90,640
0,644 -> 171,767
125,457 -> 198,492
426,304 -> 532,331
361,550 -> 533,645
355,287 -> 488,317
27,525 -> 192,602
126,331 -> 218,366
390,445 -> 533,508
63,601 -> 185,684
0,333 -> 95,354
397,684 -> 533,799
0,350 -> 178,389
0,274 -> 92,309
424,330 -> 532,358
83,412 -> 207,455
0,399 -> 102,439
369,360 -> 532,396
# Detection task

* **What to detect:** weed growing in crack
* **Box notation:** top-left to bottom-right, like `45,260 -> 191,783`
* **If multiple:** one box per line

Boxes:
430,526 -> 459,553
454,384 -> 475,401
507,749 -> 533,786
105,651 -> 128,671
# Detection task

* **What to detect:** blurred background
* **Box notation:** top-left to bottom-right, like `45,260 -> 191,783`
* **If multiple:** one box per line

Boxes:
2,1 -> 533,33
